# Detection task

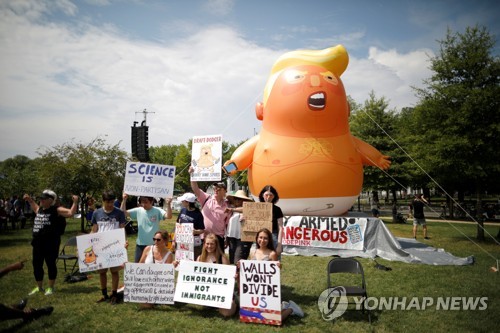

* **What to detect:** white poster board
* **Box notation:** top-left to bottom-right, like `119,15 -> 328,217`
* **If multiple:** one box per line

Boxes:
239,260 -> 281,326
175,223 -> 194,261
190,134 -> 223,181
174,260 -> 236,309
123,161 -> 175,197
123,263 -> 175,304
282,216 -> 367,250
76,229 -> 128,273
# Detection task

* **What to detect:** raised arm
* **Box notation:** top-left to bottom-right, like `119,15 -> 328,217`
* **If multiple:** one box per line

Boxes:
23,194 -> 39,213
57,195 -> 80,218
120,193 -> 130,218
163,198 -> 172,220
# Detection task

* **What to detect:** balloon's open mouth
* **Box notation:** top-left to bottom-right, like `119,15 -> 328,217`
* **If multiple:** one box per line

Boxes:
308,92 -> 326,111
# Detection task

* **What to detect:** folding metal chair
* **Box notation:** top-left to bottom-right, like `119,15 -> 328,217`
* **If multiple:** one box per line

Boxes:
57,236 -> 79,275
327,257 -> 371,323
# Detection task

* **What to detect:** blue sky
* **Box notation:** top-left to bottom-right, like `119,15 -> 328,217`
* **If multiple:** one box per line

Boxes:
0,0 -> 498,160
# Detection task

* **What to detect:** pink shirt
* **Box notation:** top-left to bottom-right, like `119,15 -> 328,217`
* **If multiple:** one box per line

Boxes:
196,190 -> 229,238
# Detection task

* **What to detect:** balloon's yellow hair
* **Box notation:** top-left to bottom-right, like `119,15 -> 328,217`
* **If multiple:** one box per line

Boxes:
263,45 -> 349,105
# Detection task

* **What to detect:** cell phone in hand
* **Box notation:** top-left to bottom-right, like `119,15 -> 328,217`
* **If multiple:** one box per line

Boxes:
222,162 -> 237,174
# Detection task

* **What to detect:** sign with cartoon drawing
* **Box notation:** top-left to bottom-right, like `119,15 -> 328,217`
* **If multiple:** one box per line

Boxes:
76,229 -> 128,273
191,134 -> 223,182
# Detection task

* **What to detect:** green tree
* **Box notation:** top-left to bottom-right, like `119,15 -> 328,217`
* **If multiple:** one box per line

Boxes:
350,92 -> 402,203
411,25 -> 500,240
0,155 -> 39,198
37,137 -> 128,232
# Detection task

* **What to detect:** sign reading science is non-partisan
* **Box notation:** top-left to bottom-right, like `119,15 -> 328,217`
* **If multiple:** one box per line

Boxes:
124,161 -> 176,197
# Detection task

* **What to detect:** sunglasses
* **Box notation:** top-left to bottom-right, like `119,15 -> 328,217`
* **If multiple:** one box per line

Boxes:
153,238 -> 162,242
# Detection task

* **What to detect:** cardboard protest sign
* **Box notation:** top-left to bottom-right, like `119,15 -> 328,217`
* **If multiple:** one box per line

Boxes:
282,216 -> 367,250
123,263 -> 175,304
76,229 -> 127,273
123,161 -> 175,197
241,202 -> 273,242
175,223 -> 194,261
174,260 -> 236,309
190,134 -> 222,182
239,260 -> 281,326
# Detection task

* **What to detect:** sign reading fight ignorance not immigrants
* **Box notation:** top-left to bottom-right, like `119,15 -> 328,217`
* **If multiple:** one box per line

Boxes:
175,223 -> 194,261
190,134 -> 223,182
123,263 -> 175,304
123,161 -> 175,197
76,229 -> 128,273
239,260 -> 281,326
174,260 -> 236,309
282,216 -> 368,250
241,202 -> 273,242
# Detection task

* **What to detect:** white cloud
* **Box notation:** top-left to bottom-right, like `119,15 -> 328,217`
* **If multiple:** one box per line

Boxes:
342,47 -> 434,110
0,2 -> 439,160
0,5 -> 277,159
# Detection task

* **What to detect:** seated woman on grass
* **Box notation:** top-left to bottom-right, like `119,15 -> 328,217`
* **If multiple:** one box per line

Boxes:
138,230 -> 174,309
246,228 -> 304,321
196,233 -> 237,317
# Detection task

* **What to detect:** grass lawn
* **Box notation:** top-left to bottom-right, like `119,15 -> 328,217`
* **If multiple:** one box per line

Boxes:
0,217 -> 498,333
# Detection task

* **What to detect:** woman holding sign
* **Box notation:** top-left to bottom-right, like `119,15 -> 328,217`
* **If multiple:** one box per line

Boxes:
139,231 -> 174,264
247,228 -> 304,321
139,230 -> 174,309
176,192 -> 205,260
258,185 -> 283,258
226,190 -> 254,264
121,194 -> 172,262
197,233 -> 237,317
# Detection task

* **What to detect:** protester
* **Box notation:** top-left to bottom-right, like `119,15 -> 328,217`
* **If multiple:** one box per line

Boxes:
121,194 -> 172,262
371,198 -> 380,218
226,190 -> 254,264
0,261 -> 54,322
24,190 -> 79,296
175,192 -> 205,260
139,230 -> 174,309
412,194 -> 429,240
258,185 -> 284,257
189,166 -> 230,251
196,233 -> 237,317
247,228 -> 304,321
91,190 -> 127,305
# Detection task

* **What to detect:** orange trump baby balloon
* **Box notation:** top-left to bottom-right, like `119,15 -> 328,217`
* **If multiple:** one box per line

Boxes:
224,45 -> 390,216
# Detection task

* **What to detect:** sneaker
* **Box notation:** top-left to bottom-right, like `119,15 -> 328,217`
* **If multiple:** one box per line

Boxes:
110,296 -> 118,305
288,300 -> 304,318
28,287 -> 44,296
44,287 -> 54,296
424,237 -> 430,240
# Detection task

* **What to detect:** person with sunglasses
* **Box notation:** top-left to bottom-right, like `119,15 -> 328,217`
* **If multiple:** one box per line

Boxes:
138,230 -> 174,309
91,190 -> 127,305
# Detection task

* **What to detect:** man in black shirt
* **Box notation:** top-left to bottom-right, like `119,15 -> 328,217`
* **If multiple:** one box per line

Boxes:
412,194 -> 429,240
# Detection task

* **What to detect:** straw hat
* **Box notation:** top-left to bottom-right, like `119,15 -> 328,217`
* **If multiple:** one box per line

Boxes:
227,190 -> 253,202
